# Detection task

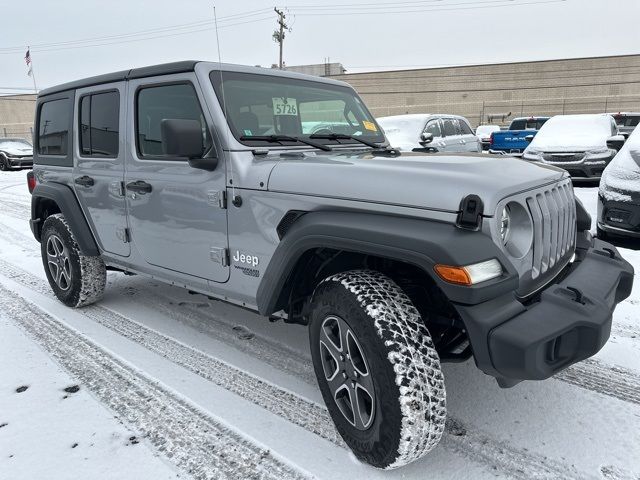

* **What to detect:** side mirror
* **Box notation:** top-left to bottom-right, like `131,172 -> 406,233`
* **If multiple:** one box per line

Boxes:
420,132 -> 434,145
525,134 -> 535,143
606,134 -> 626,152
161,118 -> 218,171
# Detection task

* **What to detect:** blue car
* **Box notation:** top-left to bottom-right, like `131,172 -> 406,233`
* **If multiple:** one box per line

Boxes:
489,116 -> 549,156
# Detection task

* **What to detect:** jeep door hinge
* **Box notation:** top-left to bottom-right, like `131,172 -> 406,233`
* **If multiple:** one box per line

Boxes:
116,227 -> 131,243
210,247 -> 229,267
208,190 -> 227,209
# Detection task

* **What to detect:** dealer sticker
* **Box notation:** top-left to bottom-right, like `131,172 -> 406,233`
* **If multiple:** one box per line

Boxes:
363,120 -> 377,131
272,97 -> 298,116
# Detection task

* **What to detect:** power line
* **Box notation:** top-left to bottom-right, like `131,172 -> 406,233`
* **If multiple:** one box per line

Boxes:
288,0 -> 566,15
0,16 -> 273,56
0,8 -> 273,54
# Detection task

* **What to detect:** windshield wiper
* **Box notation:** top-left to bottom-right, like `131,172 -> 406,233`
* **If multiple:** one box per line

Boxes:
309,133 -> 381,149
239,134 -> 332,152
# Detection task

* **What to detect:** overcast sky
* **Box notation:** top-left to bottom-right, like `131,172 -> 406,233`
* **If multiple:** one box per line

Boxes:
1,0 -> 639,93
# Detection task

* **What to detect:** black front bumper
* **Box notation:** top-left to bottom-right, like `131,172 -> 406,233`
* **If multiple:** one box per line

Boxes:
597,194 -> 640,238
456,233 -> 634,384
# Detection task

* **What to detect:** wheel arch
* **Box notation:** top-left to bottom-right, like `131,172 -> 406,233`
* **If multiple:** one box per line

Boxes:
256,211 -> 518,318
31,182 -> 100,256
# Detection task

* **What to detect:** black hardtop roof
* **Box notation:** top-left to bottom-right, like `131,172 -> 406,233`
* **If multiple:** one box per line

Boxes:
38,60 -> 199,97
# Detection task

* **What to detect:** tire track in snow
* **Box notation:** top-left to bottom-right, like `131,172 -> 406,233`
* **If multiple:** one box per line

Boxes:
556,359 -> 640,406
0,281 -> 308,480
128,288 -> 317,385
0,255 -> 602,480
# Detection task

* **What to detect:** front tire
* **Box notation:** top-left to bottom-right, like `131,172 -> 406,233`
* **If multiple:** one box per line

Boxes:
309,270 -> 446,469
0,156 -> 9,171
41,214 -> 106,307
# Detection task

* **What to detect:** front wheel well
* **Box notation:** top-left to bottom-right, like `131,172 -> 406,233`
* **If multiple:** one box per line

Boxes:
281,248 -> 466,354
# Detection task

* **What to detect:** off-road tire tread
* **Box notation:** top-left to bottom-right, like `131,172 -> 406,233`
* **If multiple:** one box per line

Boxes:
312,269 -> 446,469
41,213 -> 106,308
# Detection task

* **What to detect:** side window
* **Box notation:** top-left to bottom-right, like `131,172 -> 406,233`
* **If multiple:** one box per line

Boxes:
136,83 -> 212,159
79,91 -> 119,157
441,118 -> 458,137
423,120 -> 441,138
38,98 -> 71,155
458,119 -> 473,135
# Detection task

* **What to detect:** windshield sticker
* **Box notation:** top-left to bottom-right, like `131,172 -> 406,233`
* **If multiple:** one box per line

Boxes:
363,121 -> 377,132
243,129 -> 253,136
272,97 -> 298,116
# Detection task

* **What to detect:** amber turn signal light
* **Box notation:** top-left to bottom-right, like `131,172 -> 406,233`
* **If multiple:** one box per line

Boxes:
434,265 -> 472,286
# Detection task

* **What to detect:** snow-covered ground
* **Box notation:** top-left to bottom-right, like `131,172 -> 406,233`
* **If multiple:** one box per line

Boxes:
0,170 -> 638,480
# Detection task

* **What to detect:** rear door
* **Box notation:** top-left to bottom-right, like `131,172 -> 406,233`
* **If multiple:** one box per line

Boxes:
125,74 -> 229,283
457,118 -> 480,152
440,117 -> 464,152
73,83 -> 130,257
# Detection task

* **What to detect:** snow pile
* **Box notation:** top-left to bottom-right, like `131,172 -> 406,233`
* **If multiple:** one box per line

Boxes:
600,126 -> 640,202
528,114 -> 615,152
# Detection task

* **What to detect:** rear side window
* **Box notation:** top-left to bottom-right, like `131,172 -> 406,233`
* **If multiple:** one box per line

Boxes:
458,119 -> 473,135
79,91 -> 120,157
441,118 -> 458,137
38,98 -> 71,155
136,83 -> 211,159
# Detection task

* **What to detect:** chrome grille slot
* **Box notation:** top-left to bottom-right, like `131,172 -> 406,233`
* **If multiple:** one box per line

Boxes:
526,180 -> 576,280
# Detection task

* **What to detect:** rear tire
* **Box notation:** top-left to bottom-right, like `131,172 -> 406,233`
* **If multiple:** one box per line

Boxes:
41,214 -> 106,308
309,270 -> 446,469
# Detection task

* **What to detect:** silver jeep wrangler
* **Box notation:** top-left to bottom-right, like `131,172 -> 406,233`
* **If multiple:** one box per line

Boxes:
28,61 -> 634,469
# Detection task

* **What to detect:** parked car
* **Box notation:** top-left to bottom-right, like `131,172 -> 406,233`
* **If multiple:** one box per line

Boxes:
377,114 -> 481,153
476,124 -> 501,151
597,123 -> 640,239
0,138 -> 33,170
488,116 -> 549,156
27,61 -> 633,470
523,114 -> 621,180
610,112 -> 640,138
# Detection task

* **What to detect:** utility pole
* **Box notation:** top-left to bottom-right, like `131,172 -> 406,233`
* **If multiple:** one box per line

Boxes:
273,8 -> 289,69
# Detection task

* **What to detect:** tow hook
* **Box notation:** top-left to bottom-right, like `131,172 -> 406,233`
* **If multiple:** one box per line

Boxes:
566,286 -> 586,305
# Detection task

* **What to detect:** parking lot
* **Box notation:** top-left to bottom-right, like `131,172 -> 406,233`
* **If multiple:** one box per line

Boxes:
0,169 -> 638,479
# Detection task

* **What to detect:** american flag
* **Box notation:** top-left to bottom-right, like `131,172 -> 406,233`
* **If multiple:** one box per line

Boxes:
24,49 -> 31,66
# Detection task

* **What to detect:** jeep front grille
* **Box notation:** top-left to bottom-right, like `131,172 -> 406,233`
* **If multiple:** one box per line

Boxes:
526,181 -> 576,280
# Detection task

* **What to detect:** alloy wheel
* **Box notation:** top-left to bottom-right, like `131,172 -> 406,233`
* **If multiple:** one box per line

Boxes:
319,315 -> 375,430
46,234 -> 72,291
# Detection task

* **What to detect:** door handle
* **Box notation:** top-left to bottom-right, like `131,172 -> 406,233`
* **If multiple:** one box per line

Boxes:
126,180 -> 152,194
74,175 -> 94,187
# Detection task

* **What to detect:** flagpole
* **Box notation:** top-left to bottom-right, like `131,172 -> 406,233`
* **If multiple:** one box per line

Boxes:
26,46 -> 38,93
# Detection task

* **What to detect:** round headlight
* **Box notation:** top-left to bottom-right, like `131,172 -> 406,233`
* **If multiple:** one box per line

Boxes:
499,202 -> 533,259
500,207 -> 511,244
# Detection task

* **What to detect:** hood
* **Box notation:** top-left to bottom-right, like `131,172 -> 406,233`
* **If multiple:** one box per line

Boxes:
268,151 -> 566,214
0,145 -> 33,156
527,114 -> 613,152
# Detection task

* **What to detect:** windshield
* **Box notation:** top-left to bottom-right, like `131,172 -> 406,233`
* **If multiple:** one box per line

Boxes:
0,139 -> 32,150
210,71 -> 385,148
509,118 -> 548,130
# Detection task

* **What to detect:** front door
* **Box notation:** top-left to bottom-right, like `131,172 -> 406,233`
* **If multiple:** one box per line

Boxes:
125,74 -> 229,283
73,82 -> 130,257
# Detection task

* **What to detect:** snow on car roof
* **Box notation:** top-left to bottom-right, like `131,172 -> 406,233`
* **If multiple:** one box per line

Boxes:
601,121 -> 640,199
528,114 -> 615,151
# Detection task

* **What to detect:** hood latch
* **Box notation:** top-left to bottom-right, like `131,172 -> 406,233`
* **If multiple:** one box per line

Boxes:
456,194 -> 484,231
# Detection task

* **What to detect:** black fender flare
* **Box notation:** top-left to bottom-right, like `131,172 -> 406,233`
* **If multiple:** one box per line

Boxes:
256,211 -> 518,316
30,182 -> 100,256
